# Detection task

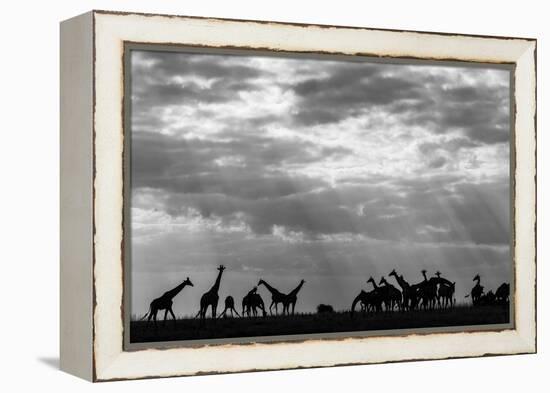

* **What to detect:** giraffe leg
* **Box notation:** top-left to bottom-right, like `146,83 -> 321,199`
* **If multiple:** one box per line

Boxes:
232,307 -> 241,317
169,308 -> 176,326
198,307 -> 204,326
163,309 -> 169,326
152,310 -> 158,330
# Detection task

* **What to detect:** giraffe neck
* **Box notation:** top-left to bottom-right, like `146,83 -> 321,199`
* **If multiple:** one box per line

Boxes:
390,273 -> 403,289
209,270 -> 224,294
289,281 -> 304,297
260,280 -> 282,296
164,282 -> 188,300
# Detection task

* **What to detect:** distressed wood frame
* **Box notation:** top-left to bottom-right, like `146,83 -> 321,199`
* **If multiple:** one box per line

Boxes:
60,10 -> 536,382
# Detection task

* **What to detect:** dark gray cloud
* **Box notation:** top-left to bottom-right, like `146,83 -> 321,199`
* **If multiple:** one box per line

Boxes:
401,77 -> 510,144
290,62 -> 510,146
291,62 -> 422,126
131,130 -> 353,201
134,50 -> 265,81
131,50 -> 269,125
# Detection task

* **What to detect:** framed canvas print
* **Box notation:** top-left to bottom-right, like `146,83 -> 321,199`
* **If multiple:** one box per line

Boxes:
60,10 -> 537,382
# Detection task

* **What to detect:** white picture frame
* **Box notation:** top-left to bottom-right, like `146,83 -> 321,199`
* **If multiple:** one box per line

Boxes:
60,10 -> 536,381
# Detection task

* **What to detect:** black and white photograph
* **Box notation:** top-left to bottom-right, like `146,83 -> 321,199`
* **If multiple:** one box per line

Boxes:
127,47 -> 512,344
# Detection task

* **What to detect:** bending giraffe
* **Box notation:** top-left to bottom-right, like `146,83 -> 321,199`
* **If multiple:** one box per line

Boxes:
350,289 -> 381,317
242,287 -> 267,317
198,265 -> 225,323
141,277 -> 193,328
218,295 -> 240,318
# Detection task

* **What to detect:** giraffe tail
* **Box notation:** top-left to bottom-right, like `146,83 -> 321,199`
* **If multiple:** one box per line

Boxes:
139,305 -> 151,321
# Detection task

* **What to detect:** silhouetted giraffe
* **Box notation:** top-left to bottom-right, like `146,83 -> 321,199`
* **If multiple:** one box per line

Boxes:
242,287 -> 257,316
420,269 -> 438,309
433,271 -> 455,308
350,289 -> 381,317
258,279 -> 286,315
141,277 -> 193,327
379,277 -> 403,311
437,272 -> 455,289
242,287 -> 267,317
466,274 -> 484,306
218,295 -> 240,318
435,271 -> 451,285
389,269 -> 412,311
438,281 -> 455,308
366,276 -> 384,312
495,282 -> 510,304
282,279 -> 305,315
199,265 -> 225,322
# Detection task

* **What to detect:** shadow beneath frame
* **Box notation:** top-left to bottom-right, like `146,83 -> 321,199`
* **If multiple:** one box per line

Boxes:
37,356 -> 60,370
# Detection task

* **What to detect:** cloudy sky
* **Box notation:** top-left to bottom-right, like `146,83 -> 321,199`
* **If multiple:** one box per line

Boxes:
130,49 -> 511,317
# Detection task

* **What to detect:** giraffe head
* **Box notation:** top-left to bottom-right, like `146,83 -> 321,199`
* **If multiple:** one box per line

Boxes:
183,277 -> 194,287
218,265 -> 226,272
367,276 -> 375,284
389,269 -> 397,277
379,277 -> 387,285
473,274 -> 480,282
435,271 -> 442,278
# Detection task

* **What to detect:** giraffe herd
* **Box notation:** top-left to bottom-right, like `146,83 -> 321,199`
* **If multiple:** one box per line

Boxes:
351,269 -> 509,317
140,265 -> 510,328
141,265 -> 306,328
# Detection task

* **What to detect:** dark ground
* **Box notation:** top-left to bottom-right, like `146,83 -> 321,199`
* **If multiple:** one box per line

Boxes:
130,304 -> 510,343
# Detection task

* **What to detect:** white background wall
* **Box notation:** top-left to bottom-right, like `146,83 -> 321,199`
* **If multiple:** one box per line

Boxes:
0,0 -> 545,391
